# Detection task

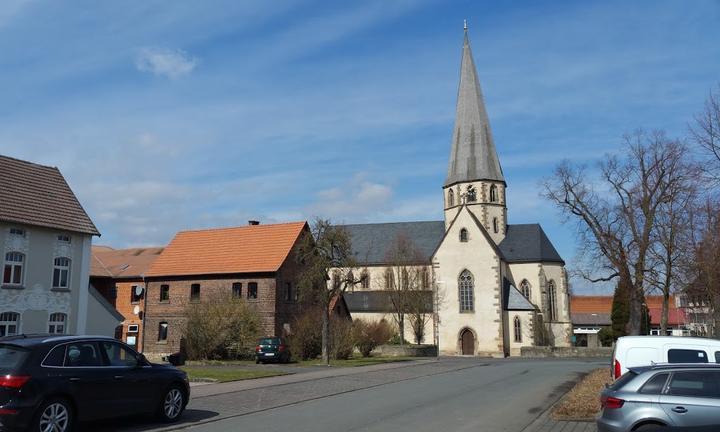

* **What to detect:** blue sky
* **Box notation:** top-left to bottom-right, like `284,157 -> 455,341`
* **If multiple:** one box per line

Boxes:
1,1 -> 719,294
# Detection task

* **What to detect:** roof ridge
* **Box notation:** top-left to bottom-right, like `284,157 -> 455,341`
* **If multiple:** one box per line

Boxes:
339,220 -> 443,227
177,220 -> 306,234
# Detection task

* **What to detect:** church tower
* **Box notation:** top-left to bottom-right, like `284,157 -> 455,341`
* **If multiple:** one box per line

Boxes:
443,26 -> 507,245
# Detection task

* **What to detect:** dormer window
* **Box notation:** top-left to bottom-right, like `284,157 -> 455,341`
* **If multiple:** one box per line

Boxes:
9,228 -> 25,237
459,228 -> 469,242
466,186 -> 477,202
489,185 -> 498,203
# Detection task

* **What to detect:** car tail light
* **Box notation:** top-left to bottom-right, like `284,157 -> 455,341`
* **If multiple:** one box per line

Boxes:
255,345 -> 261,352
0,408 -> 18,415
279,345 -> 286,352
614,359 -> 621,379
601,395 -> 625,409
0,375 -> 30,389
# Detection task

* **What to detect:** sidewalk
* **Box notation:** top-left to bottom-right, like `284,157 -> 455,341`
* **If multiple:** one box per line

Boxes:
189,358 -> 437,398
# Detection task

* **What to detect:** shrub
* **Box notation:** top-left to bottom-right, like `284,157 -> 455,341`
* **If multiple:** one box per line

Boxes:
184,293 -> 261,360
330,317 -> 354,360
353,319 -> 395,357
287,308 -> 323,360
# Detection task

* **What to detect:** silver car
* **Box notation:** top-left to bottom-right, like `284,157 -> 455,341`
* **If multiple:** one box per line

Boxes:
597,364 -> 720,431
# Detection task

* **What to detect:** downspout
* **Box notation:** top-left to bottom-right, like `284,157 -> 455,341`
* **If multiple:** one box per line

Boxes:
140,273 -> 147,353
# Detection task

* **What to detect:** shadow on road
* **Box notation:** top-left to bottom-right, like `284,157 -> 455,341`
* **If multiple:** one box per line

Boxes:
78,409 -> 220,431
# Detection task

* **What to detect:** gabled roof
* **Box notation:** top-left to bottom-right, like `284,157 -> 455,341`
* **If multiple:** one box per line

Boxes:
445,29 -> 504,186
503,278 -> 535,311
0,155 -> 99,236
499,224 -> 564,264
340,221 -> 445,265
91,246 -> 165,279
146,221 -> 307,277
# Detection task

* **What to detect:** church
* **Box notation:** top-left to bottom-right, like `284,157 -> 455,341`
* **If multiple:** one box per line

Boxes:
339,28 -> 572,357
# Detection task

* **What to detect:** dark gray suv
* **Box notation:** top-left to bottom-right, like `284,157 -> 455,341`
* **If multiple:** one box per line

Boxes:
597,364 -> 720,431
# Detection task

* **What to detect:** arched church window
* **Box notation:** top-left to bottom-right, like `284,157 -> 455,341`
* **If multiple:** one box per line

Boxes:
513,316 -> 522,342
361,270 -> 370,289
459,228 -> 468,242
448,189 -> 454,207
459,270 -> 474,312
492,218 -> 499,234
489,184 -> 498,203
466,186 -> 477,202
548,280 -> 558,321
520,279 -> 531,300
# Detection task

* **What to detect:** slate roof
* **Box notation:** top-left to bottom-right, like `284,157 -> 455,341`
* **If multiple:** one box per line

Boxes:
339,221 -> 446,265
445,30 -> 504,186
503,278 -> 535,311
571,312 -> 611,326
91,246 -> 165,279
498,224 -> 565,264
344,290 -> 433,314
0,155 -> 99,236
146,221 -> 307,277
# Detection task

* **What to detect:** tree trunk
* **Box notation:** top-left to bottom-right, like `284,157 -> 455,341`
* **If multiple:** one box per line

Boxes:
661,289 -> 669,335
627,285 -> 643,335
322,306 -> 330,365
398,314 -> 405,346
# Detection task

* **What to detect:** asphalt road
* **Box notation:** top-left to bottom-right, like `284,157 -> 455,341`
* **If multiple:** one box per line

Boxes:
90,357 -> 605,432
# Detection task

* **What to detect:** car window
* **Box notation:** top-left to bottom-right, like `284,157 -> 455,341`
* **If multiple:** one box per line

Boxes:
715,351 -> 720,363
64,342 -> 104,367
100,341 -> 138,367
640,373 -> 669,394
42,345 -> 66,367
0,344 -> 29,372
610,371 -> 638,390
668,349 -> 708,363
667,371 -> 720,398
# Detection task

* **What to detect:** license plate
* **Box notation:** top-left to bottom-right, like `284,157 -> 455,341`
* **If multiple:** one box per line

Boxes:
266,353 -> 275,356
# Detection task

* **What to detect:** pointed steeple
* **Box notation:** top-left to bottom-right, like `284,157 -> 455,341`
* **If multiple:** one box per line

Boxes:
445,25 -> 504,186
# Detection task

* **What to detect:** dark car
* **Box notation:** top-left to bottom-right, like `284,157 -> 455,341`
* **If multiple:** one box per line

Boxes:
0,334 -> 190,432
597,363 -> 720,431
255,337 -> 290,364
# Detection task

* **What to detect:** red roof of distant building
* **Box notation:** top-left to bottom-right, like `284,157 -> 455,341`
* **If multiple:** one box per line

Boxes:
571,295 -> 685,326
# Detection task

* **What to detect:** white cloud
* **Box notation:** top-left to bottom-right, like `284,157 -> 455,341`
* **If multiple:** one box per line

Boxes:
135,48 -> 197,79
308,174 -> 393,222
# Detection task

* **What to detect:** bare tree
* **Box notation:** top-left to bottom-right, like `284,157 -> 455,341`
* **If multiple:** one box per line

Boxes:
690,84 -> 720,178
686,200 -> 720,337
544,131 -> 691,335
383,233 -> 432,345
296,218 -> 362,365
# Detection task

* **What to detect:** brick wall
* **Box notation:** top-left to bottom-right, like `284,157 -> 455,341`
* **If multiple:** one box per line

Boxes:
90,276 -> 144,350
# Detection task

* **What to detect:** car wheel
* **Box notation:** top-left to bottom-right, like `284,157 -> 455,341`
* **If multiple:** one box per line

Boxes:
33,398 -> 74,432
255,358 -> 260,364
634,423 -> 665,431
158,385 -> 185,423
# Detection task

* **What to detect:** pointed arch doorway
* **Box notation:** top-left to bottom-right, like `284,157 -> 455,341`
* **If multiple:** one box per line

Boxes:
460,328 -> 475,355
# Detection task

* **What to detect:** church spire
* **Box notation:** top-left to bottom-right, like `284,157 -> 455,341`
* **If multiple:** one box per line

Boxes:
445,25 -> 504,187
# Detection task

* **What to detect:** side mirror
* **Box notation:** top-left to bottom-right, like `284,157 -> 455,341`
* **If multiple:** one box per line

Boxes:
136,353 -> 148,367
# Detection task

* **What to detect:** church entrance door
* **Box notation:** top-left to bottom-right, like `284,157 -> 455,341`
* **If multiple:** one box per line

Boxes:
461,329 -> 474,355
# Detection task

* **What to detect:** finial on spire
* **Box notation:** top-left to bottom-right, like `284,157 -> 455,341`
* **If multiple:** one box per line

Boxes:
463,19 -> 468,31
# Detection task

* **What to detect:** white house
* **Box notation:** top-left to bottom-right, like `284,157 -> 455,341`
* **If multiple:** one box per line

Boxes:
0,155 -> 122,337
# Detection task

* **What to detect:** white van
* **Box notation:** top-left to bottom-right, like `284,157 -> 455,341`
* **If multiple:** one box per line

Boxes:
612,336 -> 720,379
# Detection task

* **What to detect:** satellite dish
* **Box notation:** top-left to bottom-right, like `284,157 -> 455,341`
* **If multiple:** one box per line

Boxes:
134,285 -> 144,296
133,305 -> 141,315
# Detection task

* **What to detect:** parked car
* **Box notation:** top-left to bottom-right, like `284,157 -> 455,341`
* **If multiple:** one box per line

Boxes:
255,337 -> 291,364
0,334 -> 190,432
611,336 -> 720,379
597,364 -> 720,431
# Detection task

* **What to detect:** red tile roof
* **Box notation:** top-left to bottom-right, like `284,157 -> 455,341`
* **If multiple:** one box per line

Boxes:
571,295 -> 685,326
146,222 -> 308,277
0,155 -> 99,235
91,246 -> 165,279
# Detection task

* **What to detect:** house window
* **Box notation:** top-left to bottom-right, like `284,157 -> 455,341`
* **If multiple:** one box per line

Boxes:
384,268 -> 394,289
0,312 -> 19,337
514,316 -> 522,342
9,228 -> 25,237
57,234 -> 71,243
466,186 -> 477,202
548,280 -> 558,321
3,252 -> 24,285
232,283 -> 242,299
158,322 -> 168,342
520,279 -> 531,300
448,189 -> 454,207
248,282 -> 258,299
492,218 -> 499,234
48,313 -> 66,334
459,270 -> 474,312
361,271 -> 370,289
127,324 -> 139,333
190,284 -> 200,301
459,228 -> 469,242
489,184 -> 498,202
52,257 -> 71,289
160,284 -> 170,302
130,285 -> 143,303
285,282 -> 293,301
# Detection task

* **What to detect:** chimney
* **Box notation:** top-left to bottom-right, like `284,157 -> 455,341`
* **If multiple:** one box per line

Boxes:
248,220 -> 260,226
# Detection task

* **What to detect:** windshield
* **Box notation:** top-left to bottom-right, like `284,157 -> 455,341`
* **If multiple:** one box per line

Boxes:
258,338 -> 280,345
0,344 -> 29,373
